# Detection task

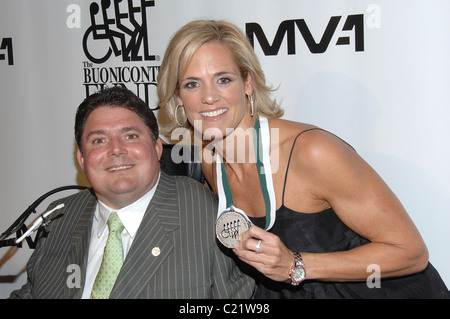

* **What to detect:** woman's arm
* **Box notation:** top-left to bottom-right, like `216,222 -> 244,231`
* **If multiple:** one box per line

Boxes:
234,129 -> 428,282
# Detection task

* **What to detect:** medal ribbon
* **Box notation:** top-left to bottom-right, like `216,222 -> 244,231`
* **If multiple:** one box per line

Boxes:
216,117 -> 276,230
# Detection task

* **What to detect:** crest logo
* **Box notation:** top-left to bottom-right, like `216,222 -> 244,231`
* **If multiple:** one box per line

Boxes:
81,0 -> 160,109
82,0 -> 156,64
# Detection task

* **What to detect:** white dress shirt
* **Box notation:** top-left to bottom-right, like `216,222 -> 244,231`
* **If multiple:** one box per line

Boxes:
81,174 -> 159,298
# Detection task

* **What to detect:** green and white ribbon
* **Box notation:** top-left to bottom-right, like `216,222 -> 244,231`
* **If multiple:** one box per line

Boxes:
216,116 -> 276,230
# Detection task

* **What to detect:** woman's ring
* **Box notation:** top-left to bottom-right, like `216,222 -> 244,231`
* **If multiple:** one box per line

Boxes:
254,240 -> 262,253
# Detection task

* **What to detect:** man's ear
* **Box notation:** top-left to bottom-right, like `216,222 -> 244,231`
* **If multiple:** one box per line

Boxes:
155,138 -> 163,161
76,148 -> 85,172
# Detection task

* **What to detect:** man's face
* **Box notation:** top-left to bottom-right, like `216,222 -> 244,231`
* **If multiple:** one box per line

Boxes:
77,106 -> 162,209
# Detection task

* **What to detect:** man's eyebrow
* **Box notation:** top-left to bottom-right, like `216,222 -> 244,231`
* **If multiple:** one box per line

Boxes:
84,126 -> 144,139
85,129 -> 106,140
121,126 -> 145,133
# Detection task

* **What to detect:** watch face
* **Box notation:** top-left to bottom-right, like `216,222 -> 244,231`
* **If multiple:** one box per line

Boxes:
292,266 -> 305,283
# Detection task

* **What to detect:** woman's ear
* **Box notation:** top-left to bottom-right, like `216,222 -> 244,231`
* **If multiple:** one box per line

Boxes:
244,73 -> 253,96
176,95 -> 183,106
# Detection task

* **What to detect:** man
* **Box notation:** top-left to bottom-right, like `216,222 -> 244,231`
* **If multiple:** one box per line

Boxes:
10,86 -> 254,298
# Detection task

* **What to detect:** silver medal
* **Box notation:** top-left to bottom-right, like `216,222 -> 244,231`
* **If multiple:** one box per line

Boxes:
216,205 -> 251,248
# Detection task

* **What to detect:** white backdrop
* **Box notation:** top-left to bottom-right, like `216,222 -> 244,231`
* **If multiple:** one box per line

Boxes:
1,0 -> 449,298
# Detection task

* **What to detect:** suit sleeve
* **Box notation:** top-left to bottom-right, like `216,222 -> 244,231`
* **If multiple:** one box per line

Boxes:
8,225 -> 48,299
211,242 -> 255,298
175,175 -> 255,299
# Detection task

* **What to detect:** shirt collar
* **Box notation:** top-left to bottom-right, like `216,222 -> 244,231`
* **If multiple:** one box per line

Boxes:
93,173 -> 160,238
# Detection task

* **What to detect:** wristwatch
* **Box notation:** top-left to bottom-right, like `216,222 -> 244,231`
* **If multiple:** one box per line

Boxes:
287,251 -> 306,285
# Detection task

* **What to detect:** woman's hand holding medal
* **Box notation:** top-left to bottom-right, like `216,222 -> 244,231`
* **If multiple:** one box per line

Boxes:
233,225 -> 295,282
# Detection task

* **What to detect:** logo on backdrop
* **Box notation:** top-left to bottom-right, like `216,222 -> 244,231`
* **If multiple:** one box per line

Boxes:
82,0 -> 156,63
246,5 -> 381,56
0,37 -> 13,65
80,0 -> 159,110
72,2 -> 381,106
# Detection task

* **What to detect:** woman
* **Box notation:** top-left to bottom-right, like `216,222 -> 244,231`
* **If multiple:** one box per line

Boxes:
157,19 -> 449,298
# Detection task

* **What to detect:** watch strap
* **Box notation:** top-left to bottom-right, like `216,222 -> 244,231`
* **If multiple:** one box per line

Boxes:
287,251 -> 305,285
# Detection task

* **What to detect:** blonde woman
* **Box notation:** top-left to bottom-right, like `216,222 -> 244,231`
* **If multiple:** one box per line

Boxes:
157,19 -> 449,298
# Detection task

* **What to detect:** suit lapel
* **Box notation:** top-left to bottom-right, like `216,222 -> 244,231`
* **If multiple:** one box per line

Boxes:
63,191 -> 97,299
110,172 -> 180,299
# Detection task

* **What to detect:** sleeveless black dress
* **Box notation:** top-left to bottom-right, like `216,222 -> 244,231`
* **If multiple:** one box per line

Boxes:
246,131 -> 449,299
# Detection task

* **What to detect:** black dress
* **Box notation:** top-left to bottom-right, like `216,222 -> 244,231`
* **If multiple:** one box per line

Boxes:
249,207 -> 449,298
246,130 -> 450,299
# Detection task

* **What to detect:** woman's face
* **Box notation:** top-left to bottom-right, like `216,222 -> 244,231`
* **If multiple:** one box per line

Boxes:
177,41 -> 253,141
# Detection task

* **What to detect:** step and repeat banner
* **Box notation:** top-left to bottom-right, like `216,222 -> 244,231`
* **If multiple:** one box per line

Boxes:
1,0 -> 449,296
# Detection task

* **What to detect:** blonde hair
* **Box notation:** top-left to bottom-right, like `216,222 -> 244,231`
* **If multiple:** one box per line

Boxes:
157,19 -> 284,137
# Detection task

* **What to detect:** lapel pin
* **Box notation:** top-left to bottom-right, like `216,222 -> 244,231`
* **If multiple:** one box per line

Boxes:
151,247 -> 161,256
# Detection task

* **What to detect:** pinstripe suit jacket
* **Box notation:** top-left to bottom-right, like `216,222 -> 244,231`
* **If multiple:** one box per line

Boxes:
10,172 -> 254,299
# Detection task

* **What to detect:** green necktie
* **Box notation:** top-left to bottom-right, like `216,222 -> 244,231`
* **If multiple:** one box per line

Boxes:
90,212 -> 125,299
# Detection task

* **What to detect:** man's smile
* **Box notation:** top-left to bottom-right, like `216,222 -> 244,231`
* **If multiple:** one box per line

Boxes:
106,165 -> 134,172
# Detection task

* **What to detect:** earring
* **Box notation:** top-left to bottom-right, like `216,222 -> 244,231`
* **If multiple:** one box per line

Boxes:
175,104 -> 185,127
248,94 -> 254,117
